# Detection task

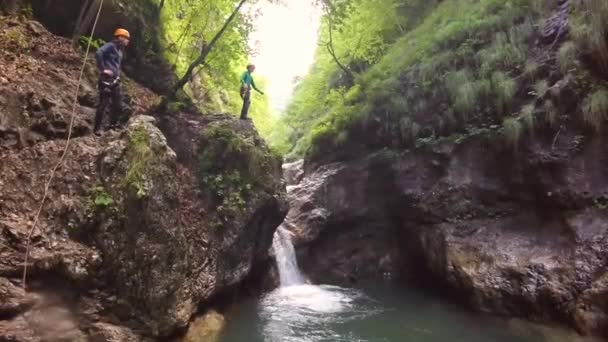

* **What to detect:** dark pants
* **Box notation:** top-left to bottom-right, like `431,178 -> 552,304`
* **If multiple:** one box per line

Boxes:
240,87 -> 251,120
95,77 -> 122,132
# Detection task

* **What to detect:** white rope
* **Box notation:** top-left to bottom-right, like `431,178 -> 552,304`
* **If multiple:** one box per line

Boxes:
22,0 -> 105,290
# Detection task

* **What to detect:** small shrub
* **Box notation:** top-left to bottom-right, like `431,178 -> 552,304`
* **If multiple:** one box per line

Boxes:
571,0 -> 608,69
2,28 -> 30,52
79,36 -> 106,50
91,185 -> 114,208
558,41 -> 579,74
532,80 -> 549,98
544,99 -> 559,127
524,62 -> 539,79
492,71 -> 517,115
520,103 -> 536,130
21,4 -> 33,18
503,117 -> 523,146
582,88 -> 608,131
445,69 -> 479,118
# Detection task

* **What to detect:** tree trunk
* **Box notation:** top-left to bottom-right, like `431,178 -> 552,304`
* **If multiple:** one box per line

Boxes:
325,12 -> 353,80
171,0 -> 248,97
0,0 -> 19,14
73,0 -> 100,44
159,0 -> 165,11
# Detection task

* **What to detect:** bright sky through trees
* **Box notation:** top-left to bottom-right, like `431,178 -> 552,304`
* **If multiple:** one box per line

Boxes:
248,1 -> 321,114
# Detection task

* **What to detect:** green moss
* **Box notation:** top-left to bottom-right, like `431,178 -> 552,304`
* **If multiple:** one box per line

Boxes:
2,28 -> 31,52
198,122 -> 279,222
125,126 -> 153,198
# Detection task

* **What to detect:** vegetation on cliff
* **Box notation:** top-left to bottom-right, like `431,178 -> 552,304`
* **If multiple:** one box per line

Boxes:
270,0 -> 608,160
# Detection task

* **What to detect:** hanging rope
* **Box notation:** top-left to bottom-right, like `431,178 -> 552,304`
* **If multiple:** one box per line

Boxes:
21,0 -> 105,290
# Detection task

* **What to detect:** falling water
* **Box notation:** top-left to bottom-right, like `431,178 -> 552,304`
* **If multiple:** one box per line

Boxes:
272,226 -> 306,287
220,229 -> 600,342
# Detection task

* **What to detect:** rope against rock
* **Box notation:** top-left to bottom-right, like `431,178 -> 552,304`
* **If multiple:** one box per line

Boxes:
21,0 -> 105,290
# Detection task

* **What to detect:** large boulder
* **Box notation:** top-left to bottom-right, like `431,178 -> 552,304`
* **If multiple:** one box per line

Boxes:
93,114 -> 286,336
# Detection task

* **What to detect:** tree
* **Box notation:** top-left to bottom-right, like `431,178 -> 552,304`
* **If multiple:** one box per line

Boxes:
317,0 -> 354,80
171,0 -> 248,97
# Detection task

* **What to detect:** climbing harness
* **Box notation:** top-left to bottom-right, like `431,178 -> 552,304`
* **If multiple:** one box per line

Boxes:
100,75 -> 120,92
21,0 -> 105,290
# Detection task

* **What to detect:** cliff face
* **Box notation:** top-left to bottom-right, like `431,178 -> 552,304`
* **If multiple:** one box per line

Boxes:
285,123 -> 608,336
0,17 -> 286,341
273,0 -> 608,338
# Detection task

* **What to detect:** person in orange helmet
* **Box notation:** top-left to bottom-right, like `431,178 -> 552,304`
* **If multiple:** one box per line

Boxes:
93,28 -> 130,135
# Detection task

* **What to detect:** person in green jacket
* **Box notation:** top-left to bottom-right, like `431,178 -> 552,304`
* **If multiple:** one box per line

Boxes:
240,64 -> 264,120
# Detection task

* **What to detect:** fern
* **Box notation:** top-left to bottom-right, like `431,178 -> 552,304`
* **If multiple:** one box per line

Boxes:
582,88 -> 608,131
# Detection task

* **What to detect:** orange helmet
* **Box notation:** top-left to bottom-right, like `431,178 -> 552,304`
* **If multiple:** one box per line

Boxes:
114,28 -> 130,39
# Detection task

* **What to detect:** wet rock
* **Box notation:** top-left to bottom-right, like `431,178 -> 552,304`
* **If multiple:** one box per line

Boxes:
78,83 -> 97,108
23,291 -> 88,342
0,278 -> 34,318
574,272 -> 608,335
0,316 -> 40,342
90,322 -> 140,342
26,20 -> 46,37
283,159 -> 304,185
284,159 -> 403,282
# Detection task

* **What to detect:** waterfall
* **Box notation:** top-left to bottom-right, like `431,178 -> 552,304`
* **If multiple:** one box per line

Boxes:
272,226 -> 305,287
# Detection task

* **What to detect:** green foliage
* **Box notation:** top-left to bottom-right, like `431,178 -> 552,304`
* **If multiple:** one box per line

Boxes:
159,0 -> 275,137
491,71 -> 517,115
79,36 -> 106,50
167,101 -> 187,114
445,69 -> 479,118
21,4 -> 33,18
91,184 -> 114,208
1,27 -> 31,52
582,88 -> 608,131
271,0 -> 543,157
125,127 -> 153,198
570,0 -> 608,69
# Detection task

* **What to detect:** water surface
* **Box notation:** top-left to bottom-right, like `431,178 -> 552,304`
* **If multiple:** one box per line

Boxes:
219,281 -> 598,342
219,227 -> 597,342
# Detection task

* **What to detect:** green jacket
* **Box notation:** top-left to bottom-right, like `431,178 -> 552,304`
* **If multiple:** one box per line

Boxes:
240,71 -> 262,93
